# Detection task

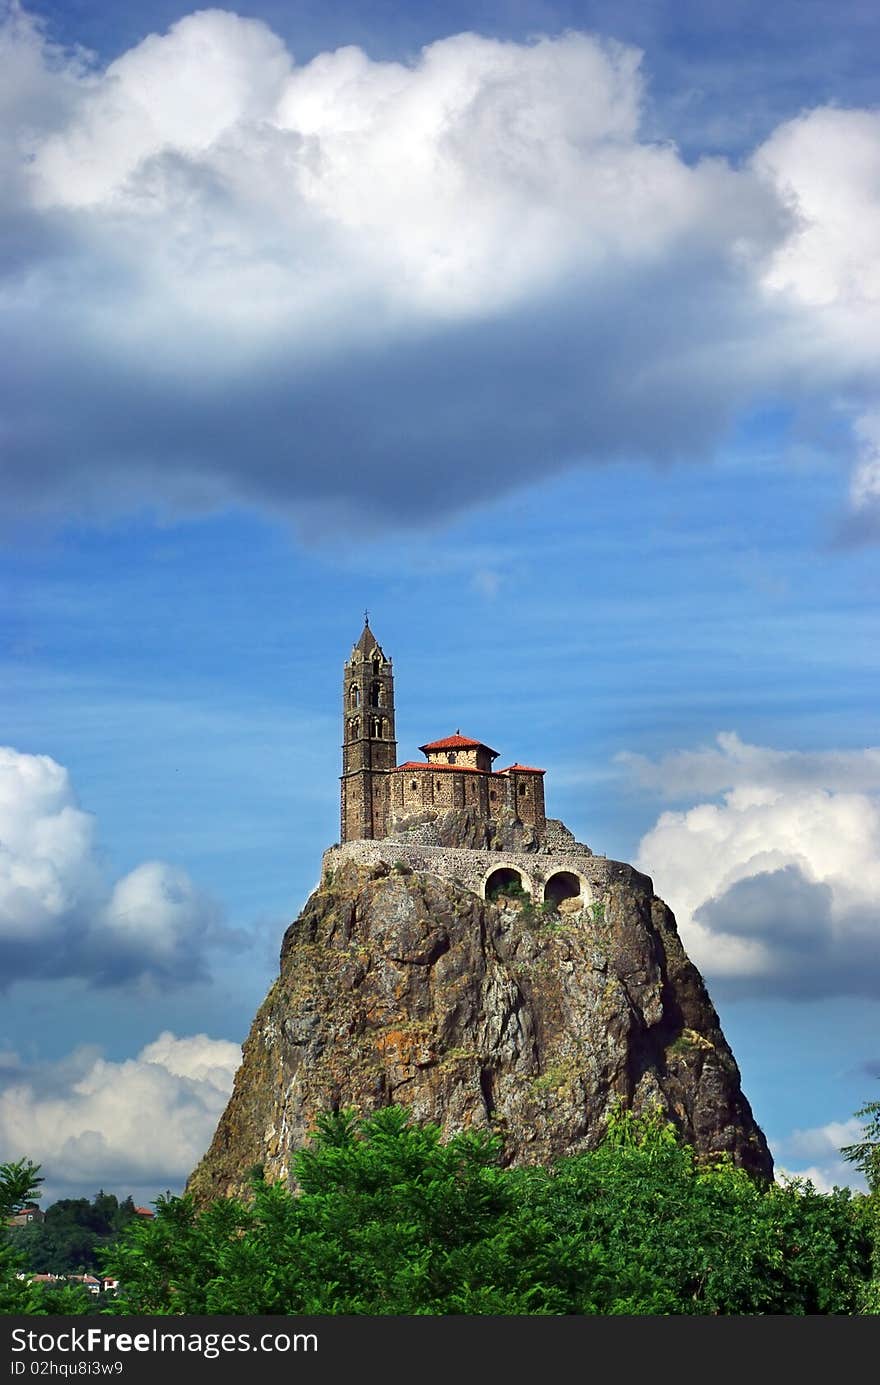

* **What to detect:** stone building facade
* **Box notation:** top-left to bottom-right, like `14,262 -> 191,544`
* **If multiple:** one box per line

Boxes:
337,620 -> 609,906
391,734 -> 546,836
340,620 -> 547,847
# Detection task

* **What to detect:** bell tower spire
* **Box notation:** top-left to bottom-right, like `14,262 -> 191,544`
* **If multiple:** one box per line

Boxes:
340,619 -> 397,841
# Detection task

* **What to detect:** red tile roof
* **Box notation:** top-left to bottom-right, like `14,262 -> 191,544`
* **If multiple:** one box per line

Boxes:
496,763 -> 545,774
419,733 -> 499,756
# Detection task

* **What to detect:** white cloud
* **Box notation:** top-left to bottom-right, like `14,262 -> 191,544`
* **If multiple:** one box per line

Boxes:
631,734 -> 880,996
1,7 -> 879,532
31,10 -> 293,210
755,107 -> 880,313
774,1116 -> 867,1194
0,745 -> 230,987
620,731 -> 880,798
0,1031 -> 240,1200
17,15 -> 772,331
0,747 -> 101,940
850,412 -> 880,512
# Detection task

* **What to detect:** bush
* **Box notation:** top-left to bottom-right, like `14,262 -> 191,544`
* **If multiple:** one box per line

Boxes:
100,1106 -> 874,1316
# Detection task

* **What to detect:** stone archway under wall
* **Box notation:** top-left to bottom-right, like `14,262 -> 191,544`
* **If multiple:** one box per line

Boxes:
483,865 -> 531,902
543,871 -> 590,909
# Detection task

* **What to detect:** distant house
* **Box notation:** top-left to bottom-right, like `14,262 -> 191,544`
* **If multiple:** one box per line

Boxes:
6,1202 -> 44,1228
133,1206 -> 155,1219
25,1272 -> 111,1296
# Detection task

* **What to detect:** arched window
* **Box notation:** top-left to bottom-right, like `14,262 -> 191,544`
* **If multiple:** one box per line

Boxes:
446,751 -> 457,764
543,872 -> 581,907
370,680 -> 384,707
348,717 -> 360,737
485,867 -> 526,902
349,684 -> 360,709
489,789 -> 497,802
371,716 -> 382,737
372,657 -> 381,677
410,780 -> 418,791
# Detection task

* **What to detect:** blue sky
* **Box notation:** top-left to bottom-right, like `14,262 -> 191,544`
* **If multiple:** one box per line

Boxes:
1,0 -> 879,1202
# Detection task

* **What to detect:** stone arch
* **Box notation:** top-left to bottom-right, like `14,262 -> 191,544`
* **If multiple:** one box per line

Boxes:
349,684 -> 360,709
484,866 -> 528,901
543,871 -> 584,908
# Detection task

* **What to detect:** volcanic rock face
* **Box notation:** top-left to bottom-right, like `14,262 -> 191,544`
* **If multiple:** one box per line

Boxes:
188,853 -> 772,1202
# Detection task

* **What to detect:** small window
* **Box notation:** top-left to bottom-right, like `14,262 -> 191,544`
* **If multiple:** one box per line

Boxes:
410,780 -> 418,790
349,684 -> 360,708
490,790 -> 497,802
518,783 -> 526,797
447,751 -> 457,764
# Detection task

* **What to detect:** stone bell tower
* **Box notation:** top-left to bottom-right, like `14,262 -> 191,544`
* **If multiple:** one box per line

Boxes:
340,617 -> 397,842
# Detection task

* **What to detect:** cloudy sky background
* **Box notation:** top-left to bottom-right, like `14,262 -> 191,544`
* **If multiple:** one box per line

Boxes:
1,0 -> 879,1203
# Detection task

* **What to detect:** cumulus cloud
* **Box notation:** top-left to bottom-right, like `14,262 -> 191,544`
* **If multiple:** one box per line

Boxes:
773,1116 -> 867,1194
1,5 -> 879,534
620,731 -> 880,798
0,1032 -> 240,1201
631,733 -> 880,997
754,107 -> 880,313
0,745 -> 232,987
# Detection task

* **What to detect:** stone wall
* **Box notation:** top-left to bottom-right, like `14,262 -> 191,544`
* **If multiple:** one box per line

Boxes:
321,835 -> 652,905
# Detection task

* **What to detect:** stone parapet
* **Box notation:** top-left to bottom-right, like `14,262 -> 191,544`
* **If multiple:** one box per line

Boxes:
321,836 -> 653,905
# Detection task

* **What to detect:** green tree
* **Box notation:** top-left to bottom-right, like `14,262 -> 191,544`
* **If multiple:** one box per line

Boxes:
841,1099 -> 880,1311
0,1158 -> 43,1217
0,1159 -> 91,1315
9,1188 -> 143,1277
842,1101 -> 880,1193
103,1105 -> 874,1316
